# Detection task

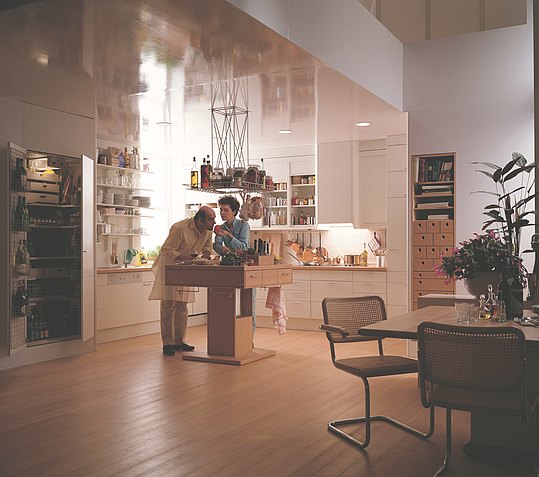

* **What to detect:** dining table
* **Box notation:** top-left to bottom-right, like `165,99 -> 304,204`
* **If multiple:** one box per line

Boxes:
359,305 -> 539,464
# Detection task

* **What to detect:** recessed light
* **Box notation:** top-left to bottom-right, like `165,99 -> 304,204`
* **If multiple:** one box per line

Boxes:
278,129 -> 293,134
355,122 -> 371,127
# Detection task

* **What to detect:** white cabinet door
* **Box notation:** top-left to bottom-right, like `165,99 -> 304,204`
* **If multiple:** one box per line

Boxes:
317,141 -> 355,225
263,157 -> 289,183
358,149 -> 387,227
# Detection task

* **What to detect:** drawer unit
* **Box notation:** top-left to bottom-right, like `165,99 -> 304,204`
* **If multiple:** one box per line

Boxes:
413,278 -> 453,292
352,271 -> 386,283
352,281 -> 386,296
413,258 -> 435,271
413,271 -> 439,279
27,170 -> 60,183
284,288 -> 311,302
440,220 -> 454,232
28,181 -> 60,194
413,233 -> 433,246
311,280 -> 353,301
262,269 -> 278,284
310,270 -> 353,282
413,246 -> 427,259
287,300 -> 311,319
426,245 -> 453,259
434,233 -> 453,245
26,192 -> 59,204
277,268 -> 293,284
244,270 -> 263,287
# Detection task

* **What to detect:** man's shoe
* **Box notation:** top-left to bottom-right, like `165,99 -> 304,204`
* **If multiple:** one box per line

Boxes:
174,342 -> 195,352
163,345 -> 176,356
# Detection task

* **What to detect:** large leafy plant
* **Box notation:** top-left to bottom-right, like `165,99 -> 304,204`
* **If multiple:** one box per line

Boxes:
471,152 -> 536,257
434,232 -> 524,283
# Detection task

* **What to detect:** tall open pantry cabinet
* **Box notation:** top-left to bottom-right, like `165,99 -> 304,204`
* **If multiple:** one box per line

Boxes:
411,153 -> 456,309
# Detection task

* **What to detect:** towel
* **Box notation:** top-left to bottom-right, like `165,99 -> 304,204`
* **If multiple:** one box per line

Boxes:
265,286 -> 287,335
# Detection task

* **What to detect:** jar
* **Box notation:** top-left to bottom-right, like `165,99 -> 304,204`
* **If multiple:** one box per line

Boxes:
265,175 -> 274,190
233,167 -> 245,186
244,165 -> 260,186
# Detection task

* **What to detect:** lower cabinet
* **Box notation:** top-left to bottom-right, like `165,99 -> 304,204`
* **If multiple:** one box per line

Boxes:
257,269 -> 388,330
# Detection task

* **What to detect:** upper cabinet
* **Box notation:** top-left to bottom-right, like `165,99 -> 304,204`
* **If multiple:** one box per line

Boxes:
357,145 -> 387,228
317,140 -> 387,228
317,141 -> 355,225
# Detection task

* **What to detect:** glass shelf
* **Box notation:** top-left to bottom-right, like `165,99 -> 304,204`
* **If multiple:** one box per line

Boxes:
96,164 -> 153,175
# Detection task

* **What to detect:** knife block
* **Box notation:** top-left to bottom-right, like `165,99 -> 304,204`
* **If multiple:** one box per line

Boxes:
245,254 -> 274,265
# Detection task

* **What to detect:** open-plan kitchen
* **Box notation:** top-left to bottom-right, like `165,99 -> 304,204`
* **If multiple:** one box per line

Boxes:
0,0 -> 537,476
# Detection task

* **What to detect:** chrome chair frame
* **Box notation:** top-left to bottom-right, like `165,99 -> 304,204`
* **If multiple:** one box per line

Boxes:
321,296 -> 435,449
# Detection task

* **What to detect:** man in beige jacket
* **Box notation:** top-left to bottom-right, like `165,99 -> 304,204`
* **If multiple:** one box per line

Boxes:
149,206 -> 216,356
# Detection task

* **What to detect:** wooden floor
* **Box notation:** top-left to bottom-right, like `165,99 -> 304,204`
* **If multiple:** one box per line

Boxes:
0,325 -> 533,477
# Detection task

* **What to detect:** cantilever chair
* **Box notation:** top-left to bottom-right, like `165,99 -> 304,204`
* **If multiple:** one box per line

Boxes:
417,322 -> 539,477
320,296 -> 435,449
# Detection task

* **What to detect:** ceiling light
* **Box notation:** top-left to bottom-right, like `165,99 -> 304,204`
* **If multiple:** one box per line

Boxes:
355,122 -> 371,127
278,129 -> 293,134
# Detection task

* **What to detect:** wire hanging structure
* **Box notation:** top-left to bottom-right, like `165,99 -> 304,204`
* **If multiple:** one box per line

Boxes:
210,77 -> 249,172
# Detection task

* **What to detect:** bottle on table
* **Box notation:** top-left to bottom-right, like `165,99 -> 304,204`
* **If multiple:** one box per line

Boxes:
485,283 -> 497,320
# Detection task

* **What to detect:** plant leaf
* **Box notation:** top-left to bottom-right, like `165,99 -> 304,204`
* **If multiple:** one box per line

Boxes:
471,161 -> 501,170
470,190 -> 500,197
514,193 -> 537,209
492,168 -> 503,182
505,165 -> 534,181
484,204 -> 501,209
512,152 -> 527,167
476,170 -> 494,180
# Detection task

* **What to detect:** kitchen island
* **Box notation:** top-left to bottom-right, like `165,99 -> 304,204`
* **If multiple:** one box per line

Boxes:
165,263 -> 293,365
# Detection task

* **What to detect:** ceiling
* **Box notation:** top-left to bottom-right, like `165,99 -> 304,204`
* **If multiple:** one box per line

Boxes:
0,0 -> 407,159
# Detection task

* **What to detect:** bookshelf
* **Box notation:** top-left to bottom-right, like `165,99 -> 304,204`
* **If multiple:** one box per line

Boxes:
411,153 -> 456,310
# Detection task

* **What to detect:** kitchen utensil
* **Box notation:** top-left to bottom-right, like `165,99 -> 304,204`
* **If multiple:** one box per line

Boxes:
296,233 -> 305,259
291,233 -> 301,252
316,233 -> 329,262
286,252 -> 318,266
368,232 -> 382,253
303,232 -> 317,262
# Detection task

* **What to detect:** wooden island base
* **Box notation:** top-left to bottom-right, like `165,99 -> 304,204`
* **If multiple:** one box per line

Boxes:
165,264 -> 293,366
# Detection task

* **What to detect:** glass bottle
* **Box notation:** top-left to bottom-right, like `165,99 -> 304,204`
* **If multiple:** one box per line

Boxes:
13,280 -> 29,316
259,158 -> 266,188
15,240 -> 30,276
478,293 -> 490,320
12,157 -> 27,191
484,284 -> 496,320
190,157 -> 198,188
359,242 -> 368,267
14,196 -> 28,231
200,158 -> 210,188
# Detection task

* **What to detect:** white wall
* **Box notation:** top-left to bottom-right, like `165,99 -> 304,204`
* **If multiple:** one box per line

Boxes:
404,5 -> 534,291
227,0 -> 404,110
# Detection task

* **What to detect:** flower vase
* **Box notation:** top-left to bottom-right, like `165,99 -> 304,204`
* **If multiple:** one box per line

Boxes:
463,271 -> 499,299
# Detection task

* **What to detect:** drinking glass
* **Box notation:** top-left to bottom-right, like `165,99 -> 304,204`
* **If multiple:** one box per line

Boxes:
468,304 -> 479,323
455,302 -> 469,324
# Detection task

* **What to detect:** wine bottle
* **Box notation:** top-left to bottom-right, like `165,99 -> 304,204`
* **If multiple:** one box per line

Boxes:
15,240 -> 30,276
12,157 -> 27,191
259,158 -> 266,188
13,281 -> 29,316
200,158 -> 210,188
190,157 -> 198,188
14,196 -> 28,231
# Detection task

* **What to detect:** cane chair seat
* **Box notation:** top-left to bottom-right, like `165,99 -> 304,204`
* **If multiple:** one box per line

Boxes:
335,355 -> 418,378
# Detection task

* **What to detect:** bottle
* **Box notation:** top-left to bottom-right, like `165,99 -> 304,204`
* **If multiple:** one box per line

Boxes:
12,157 -> 27,191
124,147 -> 130,168
299,210 -> 305,225
478,294 -> 490,320
14,196 -> 28,231
190,157 -> 198,188
259,158 -> 266,188
15,240 -> 30,276
206,154 -> 212,176
12,281 -> 29,316
200,158 -> 210,188
484,284 -> 496,320
132,147 -> 140,170
359,243 -> 368,267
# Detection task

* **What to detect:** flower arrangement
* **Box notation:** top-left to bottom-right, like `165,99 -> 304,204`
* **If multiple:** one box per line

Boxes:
434,231 -> 525,284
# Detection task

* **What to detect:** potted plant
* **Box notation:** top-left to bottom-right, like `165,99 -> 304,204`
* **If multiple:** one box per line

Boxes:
438,152 -> 537,317
434,232 -> 524,298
